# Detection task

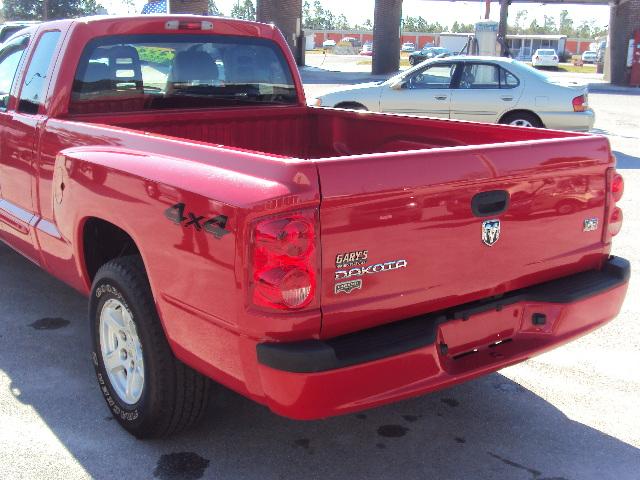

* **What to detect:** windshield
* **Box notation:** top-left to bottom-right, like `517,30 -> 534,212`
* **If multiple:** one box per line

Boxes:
70,34 -> 298,114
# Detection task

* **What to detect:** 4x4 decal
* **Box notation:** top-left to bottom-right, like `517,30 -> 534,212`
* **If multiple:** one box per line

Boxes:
164,203 -> 230,239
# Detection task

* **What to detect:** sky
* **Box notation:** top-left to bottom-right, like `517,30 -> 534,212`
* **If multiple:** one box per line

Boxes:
102,0 -> 611,30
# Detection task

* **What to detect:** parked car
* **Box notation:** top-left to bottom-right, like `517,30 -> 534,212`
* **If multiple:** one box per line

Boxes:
0,21 -> 40,43
339,36 -> 361,48
359,41 -> 373,56
531,49 -> 559,68
582,50 -> 597,64
401,42 -> 416,52
322,39 -> 336,48
0,17 -> 627,440
316,56 -> 595,131
409,46 -> 450,65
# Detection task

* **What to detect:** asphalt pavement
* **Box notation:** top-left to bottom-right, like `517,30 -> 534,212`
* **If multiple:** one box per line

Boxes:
0,72 -> 639,480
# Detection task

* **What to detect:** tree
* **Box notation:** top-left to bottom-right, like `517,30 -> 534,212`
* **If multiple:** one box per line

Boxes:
335,14 -> 350,30
303,1 -> 340,30
451,21 -> 474,33
558,10 -> 574,36
510,9 -> 528,34
208,1 -> 222,16
230,0 -> 255,21
542,15 -> 557,34
3,0 -> 103,20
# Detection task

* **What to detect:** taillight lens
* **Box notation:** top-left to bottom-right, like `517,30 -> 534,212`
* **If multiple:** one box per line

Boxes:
605,167 -> 624,241
572,95 -> 587,112
611,173 -> 624,203
608,207 -> 623,237
251,211 -> 317,310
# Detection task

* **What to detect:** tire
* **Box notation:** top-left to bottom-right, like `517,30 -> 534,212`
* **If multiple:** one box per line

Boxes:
90,255 -> 211,438
500,111 -> 544,128
334,102 -> 368,111
409,56 -> 416,66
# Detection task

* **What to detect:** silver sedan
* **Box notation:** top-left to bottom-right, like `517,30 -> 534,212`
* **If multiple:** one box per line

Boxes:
315,56 -> 594,131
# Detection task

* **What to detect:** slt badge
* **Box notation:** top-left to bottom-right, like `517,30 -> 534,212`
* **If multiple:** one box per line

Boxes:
482,219 -> 501,246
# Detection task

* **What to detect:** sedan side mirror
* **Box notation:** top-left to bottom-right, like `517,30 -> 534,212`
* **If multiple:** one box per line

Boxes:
390,80 -> 407,90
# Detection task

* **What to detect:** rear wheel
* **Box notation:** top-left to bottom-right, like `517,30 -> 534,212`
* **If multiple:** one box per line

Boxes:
409,56 -> 416,66
90,256 -> 211,438
500,111 -> 544,128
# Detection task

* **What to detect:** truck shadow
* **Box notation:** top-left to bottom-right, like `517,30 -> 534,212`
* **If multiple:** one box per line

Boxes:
300,66 -> 392,85
613,150 -> 640,170
0,243 -> 638,480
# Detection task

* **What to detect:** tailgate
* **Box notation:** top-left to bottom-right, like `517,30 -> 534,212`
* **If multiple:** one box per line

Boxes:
317,136 -> 612,338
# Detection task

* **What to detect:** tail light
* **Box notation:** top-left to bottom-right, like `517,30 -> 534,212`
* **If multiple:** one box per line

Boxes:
572,95 -> 587,112
604,168 -> 624,242
250,210 -> 318,310
165,20 -> 214,30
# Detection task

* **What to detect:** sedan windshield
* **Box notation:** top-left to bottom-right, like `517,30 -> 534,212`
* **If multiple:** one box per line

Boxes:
70,34 -> 298,113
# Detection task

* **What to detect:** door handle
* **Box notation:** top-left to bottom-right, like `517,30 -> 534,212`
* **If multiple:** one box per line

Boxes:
471,190 -> 510,217
434,95 -> 448,101
500,96 -> 514,101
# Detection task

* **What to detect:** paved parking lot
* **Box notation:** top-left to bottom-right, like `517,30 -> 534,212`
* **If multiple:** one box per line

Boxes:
1,77 -> 639,479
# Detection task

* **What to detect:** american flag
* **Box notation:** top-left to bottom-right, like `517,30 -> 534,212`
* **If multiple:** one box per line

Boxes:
141,1 -> 167,14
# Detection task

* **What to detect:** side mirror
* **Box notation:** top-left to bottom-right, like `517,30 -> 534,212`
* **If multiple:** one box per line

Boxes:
390,80 -> 407,90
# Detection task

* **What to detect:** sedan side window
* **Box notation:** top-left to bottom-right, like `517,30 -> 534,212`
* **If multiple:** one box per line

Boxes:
500,68 -> 520,88
459,63 -> 500,89
408,63 -> 454,89
0,36 -> 29,110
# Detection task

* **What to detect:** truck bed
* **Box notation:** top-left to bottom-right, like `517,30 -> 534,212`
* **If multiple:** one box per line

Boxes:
67,105 -> 581,159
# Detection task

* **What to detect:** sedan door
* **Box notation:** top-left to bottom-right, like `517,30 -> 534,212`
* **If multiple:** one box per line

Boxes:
379,62 -> 459,118
449,62 -> 523,123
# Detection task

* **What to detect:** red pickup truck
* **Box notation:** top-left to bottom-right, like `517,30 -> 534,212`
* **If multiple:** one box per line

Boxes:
0,16 -> 629,438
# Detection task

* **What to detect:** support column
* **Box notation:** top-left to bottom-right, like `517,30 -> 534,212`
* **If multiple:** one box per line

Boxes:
168,0 -> 209,15
606,0 -> 640,85
372,0 -> 402,75
498,0 -> 510,56
257,0 -> 304,65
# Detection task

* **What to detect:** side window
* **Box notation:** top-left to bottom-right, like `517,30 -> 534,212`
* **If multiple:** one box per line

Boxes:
18,31 -> 61,114
408,63 -> 455,89
459,63 -> 500,89
500,68 -> 520,89
0,35 -> 29,110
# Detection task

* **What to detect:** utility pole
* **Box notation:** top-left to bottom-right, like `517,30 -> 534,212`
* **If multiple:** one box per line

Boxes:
43,0 -> 49,20
484,0 -> 490,20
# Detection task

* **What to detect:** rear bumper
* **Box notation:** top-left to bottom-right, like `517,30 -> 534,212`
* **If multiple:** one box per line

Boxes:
256,257 -> 629,419
532,59 -> 559,67
538,109 -> 595,132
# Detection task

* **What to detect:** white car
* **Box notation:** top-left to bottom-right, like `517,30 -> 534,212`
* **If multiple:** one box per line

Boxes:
581,50 -> 597,64
315,56 -> 594,132
532,49 -> 559,68
322,39 -> 336,48
401,42 -> 416,52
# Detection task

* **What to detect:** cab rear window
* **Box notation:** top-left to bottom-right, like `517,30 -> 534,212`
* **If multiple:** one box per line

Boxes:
70,34 -> 298,114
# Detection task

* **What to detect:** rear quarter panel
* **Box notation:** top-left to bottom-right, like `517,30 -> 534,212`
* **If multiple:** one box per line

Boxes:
38,119 -> 320,399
